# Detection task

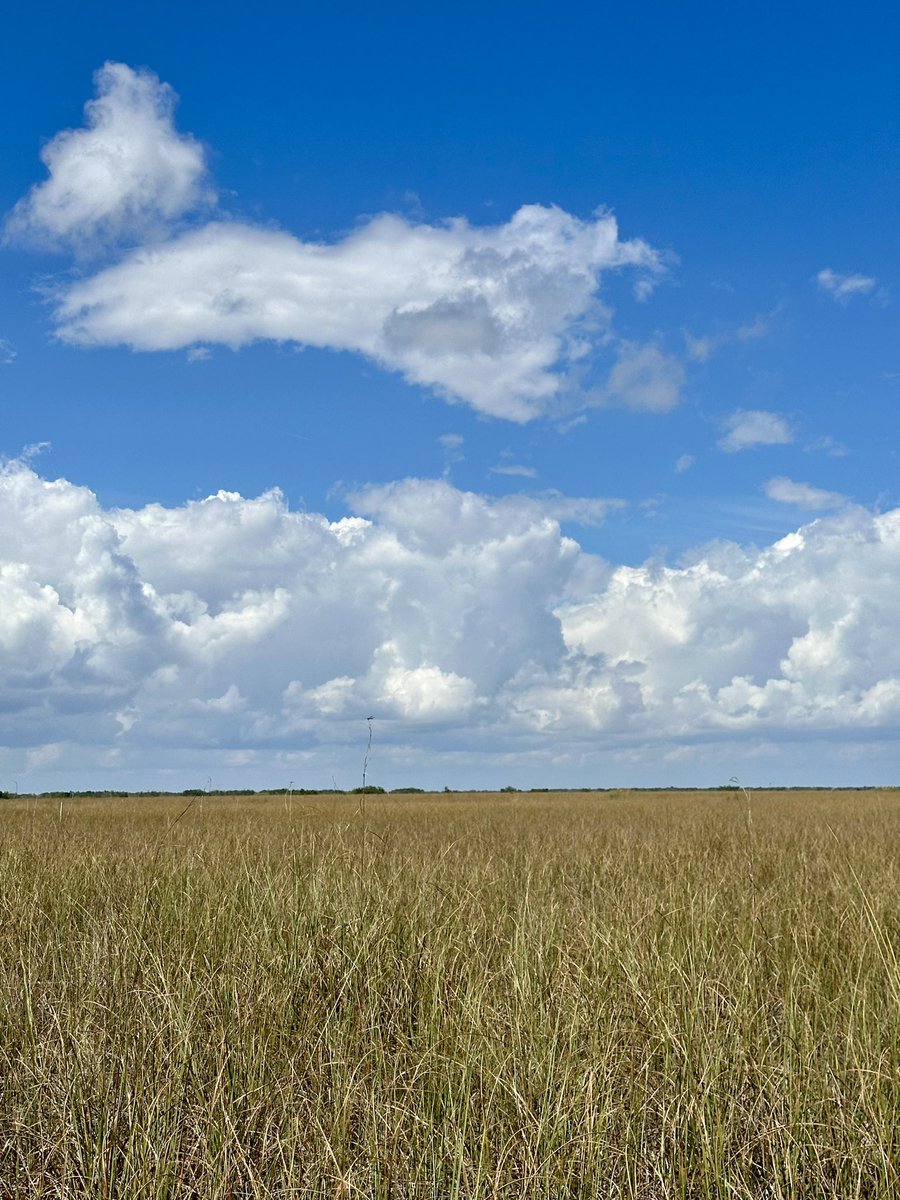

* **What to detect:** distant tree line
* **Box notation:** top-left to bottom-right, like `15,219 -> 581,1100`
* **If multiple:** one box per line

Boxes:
1,784 -> 895,800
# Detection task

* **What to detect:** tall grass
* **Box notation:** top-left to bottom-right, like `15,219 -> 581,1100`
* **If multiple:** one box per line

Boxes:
1,789 -> 899,1197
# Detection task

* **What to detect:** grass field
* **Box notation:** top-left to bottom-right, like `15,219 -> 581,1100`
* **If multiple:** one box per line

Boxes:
1,787 -> 899,1198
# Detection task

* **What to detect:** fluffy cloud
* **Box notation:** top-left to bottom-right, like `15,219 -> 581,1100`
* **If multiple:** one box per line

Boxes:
6,62 -> 671,421
557,509 -> 900,736
764,476 -> 846,510
4,63 -> 212,251
4,460 -> 900,786
0,465 -> 581,757
719,409 -> 793,452
816,268 -> 877,303
53,207 -> 662,420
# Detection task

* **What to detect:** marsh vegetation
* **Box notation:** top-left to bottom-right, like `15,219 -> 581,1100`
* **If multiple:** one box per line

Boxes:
2,789 -> 899,1197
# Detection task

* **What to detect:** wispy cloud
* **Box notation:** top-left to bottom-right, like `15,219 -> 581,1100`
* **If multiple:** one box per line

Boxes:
684,305 -> 780,363
438,433 -> 464,474
21,441 -> 52,462
603,343 -> 684,412
490,464 -> 538,478
805,434 -> 848,458
764,476 -> 846,510
0,338 -> 15,364
535,491 -> 625,526
816,268 -> 877,303
719,409 -> 793,452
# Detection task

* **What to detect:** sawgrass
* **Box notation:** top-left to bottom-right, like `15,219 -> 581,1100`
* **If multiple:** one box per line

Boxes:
1,788 -> 899,1197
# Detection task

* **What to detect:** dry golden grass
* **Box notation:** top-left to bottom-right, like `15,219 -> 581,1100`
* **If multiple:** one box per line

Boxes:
1,788 -> 899,1197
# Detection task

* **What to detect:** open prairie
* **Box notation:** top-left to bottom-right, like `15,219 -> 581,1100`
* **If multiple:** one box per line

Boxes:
2,788 -> 899,1198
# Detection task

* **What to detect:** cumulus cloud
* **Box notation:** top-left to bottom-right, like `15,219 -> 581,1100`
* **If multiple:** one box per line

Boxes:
52,207 -> 662,420
0,466 -> 581,757
557,507 -> 900,737
816,268 -> 877,303
764,476 -> 846,510
4,63 -> 212,251
4,461 -> 900,784
6,62 -> 671,420
719,409 -> 793,452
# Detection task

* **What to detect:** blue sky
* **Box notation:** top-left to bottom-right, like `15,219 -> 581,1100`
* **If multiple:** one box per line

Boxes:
1,1 -> 899,792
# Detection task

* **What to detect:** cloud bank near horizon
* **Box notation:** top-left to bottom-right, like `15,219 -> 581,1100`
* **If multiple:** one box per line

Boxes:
3,460 -> 900,785
6,63 -> 673,422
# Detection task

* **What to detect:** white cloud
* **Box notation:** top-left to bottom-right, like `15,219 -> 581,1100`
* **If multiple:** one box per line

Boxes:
0,338 -> 15,364
6,63 -> 670,421
556,507 -> 900,737
437,432 -> 464,472
52,207 -> 662,421
374,644 -> 478,721
675,453 -> 695,473
21,440 -> 51,461
764,476 -> 846,510
4,63 -> 212,251
816,268 -> 877,303
5,461 -> 900,786
490,464 -> 538,478
719,409 -> 793,452
0,465 -> 581,754
564,501 -> 900,734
